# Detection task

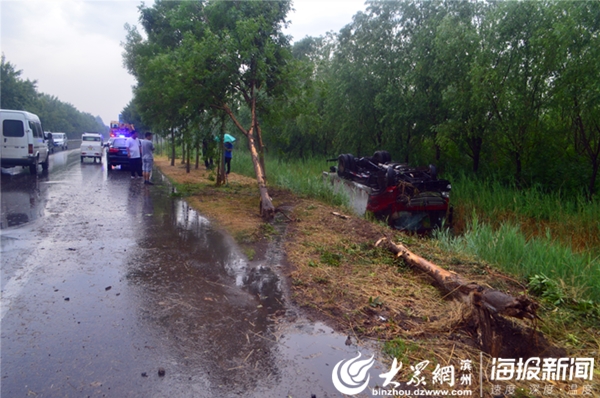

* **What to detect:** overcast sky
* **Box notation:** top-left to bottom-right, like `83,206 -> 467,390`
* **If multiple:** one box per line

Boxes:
1,0 -> 366,127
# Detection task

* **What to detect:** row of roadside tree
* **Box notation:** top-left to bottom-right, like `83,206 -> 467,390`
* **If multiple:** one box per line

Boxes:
122,0 -> 599,199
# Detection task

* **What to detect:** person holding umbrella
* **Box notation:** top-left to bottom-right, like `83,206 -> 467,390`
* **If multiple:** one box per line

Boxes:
223,134 -> 235,174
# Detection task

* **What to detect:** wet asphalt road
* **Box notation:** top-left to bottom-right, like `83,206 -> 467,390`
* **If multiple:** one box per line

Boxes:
1,149 -> 382,397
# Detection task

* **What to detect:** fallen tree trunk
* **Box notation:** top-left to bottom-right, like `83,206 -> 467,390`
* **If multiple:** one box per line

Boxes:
376,237 -> 539,356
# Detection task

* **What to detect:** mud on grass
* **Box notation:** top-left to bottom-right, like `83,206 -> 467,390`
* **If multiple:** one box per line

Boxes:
154,157 -> 598,396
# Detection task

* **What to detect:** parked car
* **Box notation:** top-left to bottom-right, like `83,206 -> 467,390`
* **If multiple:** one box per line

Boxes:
1,109 -> 50,175
106,137 -> 130,170
52,132 -> 68,150
80,133 -> 103,163
330,151 -> 451,233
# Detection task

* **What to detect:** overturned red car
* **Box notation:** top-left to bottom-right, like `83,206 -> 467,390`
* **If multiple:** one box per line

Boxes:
331,151 -> 452,233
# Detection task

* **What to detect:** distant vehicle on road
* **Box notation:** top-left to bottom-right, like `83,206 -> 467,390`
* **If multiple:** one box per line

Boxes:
0,109 -> 50,175
106,137 -> 129,170
80,133 -> 103,163
52,132 -> 68,150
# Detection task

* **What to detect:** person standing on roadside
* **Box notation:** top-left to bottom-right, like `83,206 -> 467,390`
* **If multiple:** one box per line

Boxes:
141,132 -> 155,185
126,130 -> 143,178
203,138 -> 214,170
224,141 -> 233,174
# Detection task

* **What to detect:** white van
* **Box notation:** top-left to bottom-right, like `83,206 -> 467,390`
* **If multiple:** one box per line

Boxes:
80,133 -> 104,163
1,109 -> 50,175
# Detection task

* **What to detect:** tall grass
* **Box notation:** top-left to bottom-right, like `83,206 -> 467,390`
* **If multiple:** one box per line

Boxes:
441,174 -> 600,301
450,173 -> 600,223
436,215 -> 600,299
231,151 -> 349,208
449,173 -> 600,254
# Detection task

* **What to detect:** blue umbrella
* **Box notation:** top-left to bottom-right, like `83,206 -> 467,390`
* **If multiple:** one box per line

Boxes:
215,134 -> 236,143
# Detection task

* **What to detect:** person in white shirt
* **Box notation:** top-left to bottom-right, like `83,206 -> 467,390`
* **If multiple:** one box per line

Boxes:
126,131 -> 143,178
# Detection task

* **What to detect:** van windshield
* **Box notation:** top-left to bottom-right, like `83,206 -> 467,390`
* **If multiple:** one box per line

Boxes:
3,120 -> 24,137
82,136 -> 101,142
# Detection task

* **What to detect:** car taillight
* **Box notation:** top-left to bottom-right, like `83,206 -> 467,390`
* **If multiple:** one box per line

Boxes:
28,144 -> 33,154
109,147 -> 120,153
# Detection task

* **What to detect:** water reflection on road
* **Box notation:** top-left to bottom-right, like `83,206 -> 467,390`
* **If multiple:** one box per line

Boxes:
1,152 -> 381,397
126,189 -> 285,394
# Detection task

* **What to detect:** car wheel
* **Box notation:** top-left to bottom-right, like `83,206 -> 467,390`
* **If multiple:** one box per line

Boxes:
41,154 -> 49,171
385,166 -> 396,187
373,150 -> 392,165
338,154 -> 350,177
347,154 -> 357,172
337,155 -> 347,177
29,158 -> 38,175
338,154 -> 357,178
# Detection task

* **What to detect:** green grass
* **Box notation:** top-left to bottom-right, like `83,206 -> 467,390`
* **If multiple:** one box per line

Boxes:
382,337 -> 420,362
435,216 -> 600,302
164,144 -> 600,308
441,173 -> 600,306
449,173 -> 600,237
231,151 -> 349,208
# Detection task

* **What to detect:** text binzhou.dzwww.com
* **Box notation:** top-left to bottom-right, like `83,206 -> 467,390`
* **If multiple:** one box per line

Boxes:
372,388 -> 473,396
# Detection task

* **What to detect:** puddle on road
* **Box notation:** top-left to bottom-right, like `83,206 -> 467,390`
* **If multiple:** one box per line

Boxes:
0,173 -> 47,229
257,320 -> 387,397
1,166 -> 384,397
124,176 -> 384,396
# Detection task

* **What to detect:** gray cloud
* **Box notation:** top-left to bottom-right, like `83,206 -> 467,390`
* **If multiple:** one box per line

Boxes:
1,0 -> 365,126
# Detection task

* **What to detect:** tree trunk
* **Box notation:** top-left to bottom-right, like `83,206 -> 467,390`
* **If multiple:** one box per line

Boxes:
217,116 -> 227,186
255,120 -> 267,181
514,150 -> 522,186
404,128 -> 411,164
589,156 -> 599,199
376,237 -> 539,356
221,89 -> 275,219
186,142 -> 191,173
170,128 -> 175,166
468,134 -> 482,173
181,141 -> 186,165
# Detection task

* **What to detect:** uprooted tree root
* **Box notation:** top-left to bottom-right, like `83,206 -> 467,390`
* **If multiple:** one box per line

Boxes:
376,237 -> 566,358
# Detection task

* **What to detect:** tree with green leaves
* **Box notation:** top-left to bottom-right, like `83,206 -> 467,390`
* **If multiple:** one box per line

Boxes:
432,1 -> 495,173
483,1 -> 559,183
1,55 -> 38,111
552,1 -> 600,198
123,0 -> 295,217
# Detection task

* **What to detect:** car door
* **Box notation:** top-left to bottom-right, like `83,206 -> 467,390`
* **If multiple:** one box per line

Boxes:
30,120 -> 48,161
2,115 -> 27,160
